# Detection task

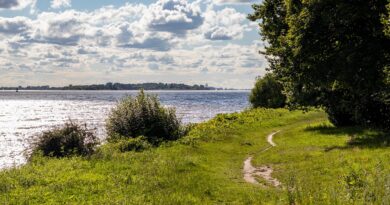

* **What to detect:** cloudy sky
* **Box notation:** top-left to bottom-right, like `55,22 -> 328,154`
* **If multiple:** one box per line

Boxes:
0,0 -> 266,89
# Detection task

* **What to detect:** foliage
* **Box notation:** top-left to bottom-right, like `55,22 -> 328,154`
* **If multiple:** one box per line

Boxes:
106,90 -> 182,144
383,2 -> 390,37
31,121 -> 99,158
249,0 -> 390,130
249,73 -> 286,108
113,136 -> 152,152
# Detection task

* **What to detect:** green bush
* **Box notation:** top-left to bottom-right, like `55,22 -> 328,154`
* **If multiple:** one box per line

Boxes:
32,121 -> 99,158
106,90 -> 182,144
115,136 -> 152,152
249,73 -> 286,108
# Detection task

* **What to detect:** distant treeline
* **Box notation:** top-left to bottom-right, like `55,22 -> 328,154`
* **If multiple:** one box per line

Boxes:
0,83 -> 219,91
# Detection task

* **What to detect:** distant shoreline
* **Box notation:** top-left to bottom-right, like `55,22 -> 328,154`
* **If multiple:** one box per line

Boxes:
0,89 -> 250,92
0,82 -> 229,91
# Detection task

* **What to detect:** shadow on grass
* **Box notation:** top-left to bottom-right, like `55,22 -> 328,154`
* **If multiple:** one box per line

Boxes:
304,124 -> 390,151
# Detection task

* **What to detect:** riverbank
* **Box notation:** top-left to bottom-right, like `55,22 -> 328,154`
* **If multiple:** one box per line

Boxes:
0,90 -> 249,169
0,109 -> 388,204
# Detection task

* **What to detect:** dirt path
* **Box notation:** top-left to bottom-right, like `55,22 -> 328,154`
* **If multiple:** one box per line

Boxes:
267,131 -> 279,147
243,131 -> 281,187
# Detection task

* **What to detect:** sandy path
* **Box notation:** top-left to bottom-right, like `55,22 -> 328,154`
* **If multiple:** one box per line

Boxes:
243,131 -> 281,187
267,131 -> 279,147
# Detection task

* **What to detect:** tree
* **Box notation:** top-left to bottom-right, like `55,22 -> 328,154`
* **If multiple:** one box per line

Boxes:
250,73 -> 286,108
249,0 -> 390,130
383,2 -> 390,37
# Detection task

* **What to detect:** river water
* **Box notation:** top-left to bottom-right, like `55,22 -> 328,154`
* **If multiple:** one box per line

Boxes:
0,90 -> 249,169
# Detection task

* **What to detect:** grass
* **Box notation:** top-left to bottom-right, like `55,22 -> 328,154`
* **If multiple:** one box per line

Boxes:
258,124 -> 390,204
0,109 -> 388,204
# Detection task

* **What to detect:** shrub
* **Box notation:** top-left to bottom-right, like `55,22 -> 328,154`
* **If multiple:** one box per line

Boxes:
249,73 -> 286,108
106,90 -> 182,144
32,121 -> 99,158
115,136 -> 152,152
181,123 -> 197,136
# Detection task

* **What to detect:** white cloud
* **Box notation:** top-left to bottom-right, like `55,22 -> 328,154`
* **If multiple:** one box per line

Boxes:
142,0 -> 203,34
51,0 -> 71,9
0,0 -> 253,49
28,11 -> 87,45
0,0 -> 35,10
1,0 -> 203,51
0,0 -> 264,88
0,16 -> 31,34
213,0 -> 256,4
0,0 -> 18,9
202,7 -> 250,40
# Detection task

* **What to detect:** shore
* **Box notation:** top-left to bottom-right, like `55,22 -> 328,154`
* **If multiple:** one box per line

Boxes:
0,109 -> 388,204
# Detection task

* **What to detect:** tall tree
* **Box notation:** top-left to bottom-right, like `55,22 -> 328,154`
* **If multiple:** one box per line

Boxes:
249,0 -> 390,129
250,73 -> 286,108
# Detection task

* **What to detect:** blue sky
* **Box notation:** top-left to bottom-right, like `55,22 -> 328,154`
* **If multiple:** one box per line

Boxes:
0,0 -> 266,88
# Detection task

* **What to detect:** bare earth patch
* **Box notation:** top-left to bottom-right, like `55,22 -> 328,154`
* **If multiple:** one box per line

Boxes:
243,131 -> 281,187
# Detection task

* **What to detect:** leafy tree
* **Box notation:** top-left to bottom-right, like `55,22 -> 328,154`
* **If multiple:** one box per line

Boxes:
383,2 -> 390,37
249,0 -> 390,129
250,73 -> 286,108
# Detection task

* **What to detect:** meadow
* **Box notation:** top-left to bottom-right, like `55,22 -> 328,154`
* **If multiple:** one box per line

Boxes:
0,109 -> 388,204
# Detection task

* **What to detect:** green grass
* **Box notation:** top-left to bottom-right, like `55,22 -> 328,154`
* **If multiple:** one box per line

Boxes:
0,109 -> 388,204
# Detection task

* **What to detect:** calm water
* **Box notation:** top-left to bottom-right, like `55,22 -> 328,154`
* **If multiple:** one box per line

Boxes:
0,90 -> 249,169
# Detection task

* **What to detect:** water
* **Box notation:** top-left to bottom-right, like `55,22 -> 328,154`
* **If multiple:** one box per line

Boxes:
0,90 -> 249,169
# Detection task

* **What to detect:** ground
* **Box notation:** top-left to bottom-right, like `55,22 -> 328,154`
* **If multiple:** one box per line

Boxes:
0,109 -> 388,204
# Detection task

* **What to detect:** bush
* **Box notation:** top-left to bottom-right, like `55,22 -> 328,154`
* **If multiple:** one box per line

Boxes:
106,90 -> 182,144
115,136 -> 152,152
32,121 -> 99,158
249,73 -> 286,108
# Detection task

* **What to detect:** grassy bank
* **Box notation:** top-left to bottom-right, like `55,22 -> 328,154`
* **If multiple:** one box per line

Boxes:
0,109 -> 388,204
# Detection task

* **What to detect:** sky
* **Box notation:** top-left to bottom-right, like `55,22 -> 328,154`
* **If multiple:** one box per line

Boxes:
0,0 -> 266,89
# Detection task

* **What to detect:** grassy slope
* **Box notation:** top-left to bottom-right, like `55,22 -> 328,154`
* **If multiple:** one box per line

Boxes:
0,109 -> 388,204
